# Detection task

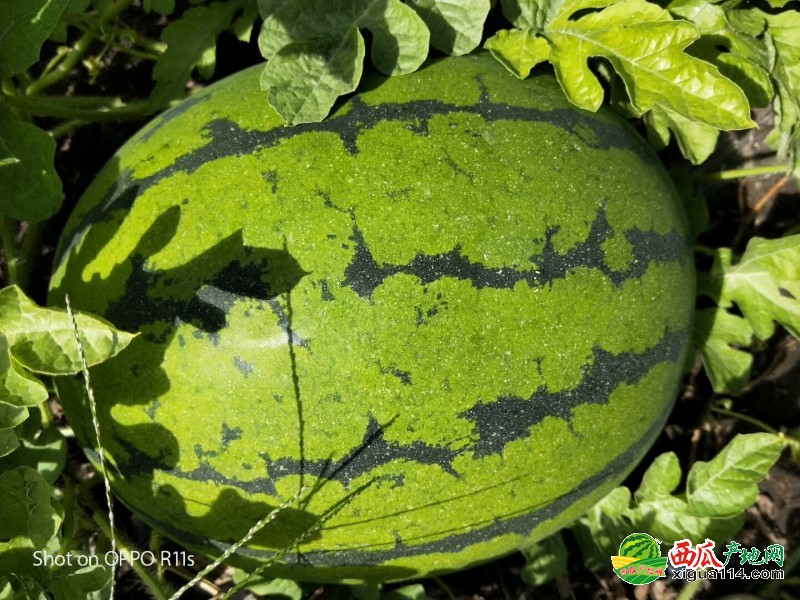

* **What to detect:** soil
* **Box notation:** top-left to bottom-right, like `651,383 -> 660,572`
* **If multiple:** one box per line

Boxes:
6,8 -> 799,600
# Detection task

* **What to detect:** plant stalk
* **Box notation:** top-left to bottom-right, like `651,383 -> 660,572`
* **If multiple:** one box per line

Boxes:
701,164 -> 791,182
6,93 -> 155,121
94,512 -> 171,600
1,218 -> 19,285
26,0 -> 135,96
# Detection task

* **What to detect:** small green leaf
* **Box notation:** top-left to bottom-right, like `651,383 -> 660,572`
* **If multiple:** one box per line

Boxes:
0,426 -> 67,485
143,0 -> 175,15
0,285 -> 136,376
645,105 -> 720,164
260,27 -> 366,126
257,0 -> 429,124
0,466 -> 62,575
382,584 -> 432,600
0,335 -> 49,408
630,490 -> 745,544
694,308 -> 754,395
520,532 -> 568,586
484,28 -> 550,78
0,112 -> 63,223
0,428 -> 19,458
48,562 -> 111,600
0,401 -> 28,430
151,1 -> 248,108
698,235 -> 800,341
574,486 -> 632,557
635,451 -> 682,501
686,433 -> 783,518
349,583 -> 381,600
231,570 -> 302,600
407,0 -> 490,56
0,0 -> 70,77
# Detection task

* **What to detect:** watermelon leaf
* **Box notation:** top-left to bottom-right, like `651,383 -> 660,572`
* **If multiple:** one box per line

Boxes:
231,570 -> 303,599
0,0 -> 70,77
150,0 -> 251,108
686,432 -> 784,518
0,426 -> 66,485
47,561 -> 111,600
644,105 -> 720,165
576,434 -> 782,552
0,112 -> 63,223
0,466 -> 62,576
0,285 -> 136,376
520,532 -> 568,586
693,308 -> 754,395
257,0 -> 430,124
698,235 -> 800,341
406,0 -> 491,56
761,9 -> 800,178
486,0 -> 755,137
573,486 -> 633,558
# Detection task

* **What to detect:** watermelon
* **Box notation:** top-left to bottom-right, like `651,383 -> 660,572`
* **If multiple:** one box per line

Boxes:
49,52 -> 694,583
619,534 -> 660,559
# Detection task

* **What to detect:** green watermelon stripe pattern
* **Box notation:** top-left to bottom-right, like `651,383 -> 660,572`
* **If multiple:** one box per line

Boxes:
50,53 -> 694,583
619,534 -> 660,559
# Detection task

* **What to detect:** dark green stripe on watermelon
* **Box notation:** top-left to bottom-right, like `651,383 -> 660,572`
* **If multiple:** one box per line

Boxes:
50,52 -> 694,583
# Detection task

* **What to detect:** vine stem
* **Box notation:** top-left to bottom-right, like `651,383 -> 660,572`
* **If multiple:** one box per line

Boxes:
94,512 -> 170,600
700,164 -> 791,182
710,405 -> 779,435
25,0 -> 135,96
6,93 -> 155,121
1,217 -> 19,285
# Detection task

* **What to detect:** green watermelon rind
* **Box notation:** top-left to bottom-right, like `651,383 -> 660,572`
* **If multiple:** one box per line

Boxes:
50,52 -> 695,583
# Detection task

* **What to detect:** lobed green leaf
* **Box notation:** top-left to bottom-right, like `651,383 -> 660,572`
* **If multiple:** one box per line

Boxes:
486,0 -> 755,158
257,0 -> 429,124
694,308 -> 754,395
150,0 -> 250,108
686,432 -> 784,518
698,235 -> 800,341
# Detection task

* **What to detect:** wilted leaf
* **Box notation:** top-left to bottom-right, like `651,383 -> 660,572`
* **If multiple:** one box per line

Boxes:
0,112 -> 62,223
